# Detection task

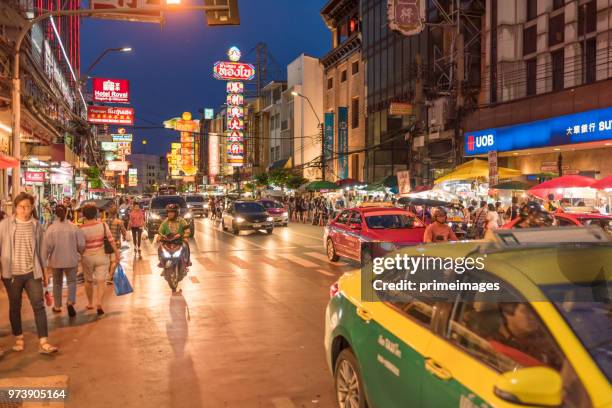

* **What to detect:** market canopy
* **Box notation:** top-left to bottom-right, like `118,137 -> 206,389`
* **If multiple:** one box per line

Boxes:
397,197 -> 451,207
489,180 -> 536,190
434,159 -> 522,184
591,176 -> 612,190
302,180 -> 337,192
335,178 -> 365,188
527,175 -> 597,199
0,154 -> 19,169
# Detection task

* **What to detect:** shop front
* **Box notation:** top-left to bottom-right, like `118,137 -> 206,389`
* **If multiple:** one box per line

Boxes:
465,106 -> 612,179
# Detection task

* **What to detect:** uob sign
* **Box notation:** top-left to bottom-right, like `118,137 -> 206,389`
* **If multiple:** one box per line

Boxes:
466,134 -> 495,152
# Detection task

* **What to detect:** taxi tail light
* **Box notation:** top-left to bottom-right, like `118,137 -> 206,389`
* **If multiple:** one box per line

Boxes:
330,282 -> 340,298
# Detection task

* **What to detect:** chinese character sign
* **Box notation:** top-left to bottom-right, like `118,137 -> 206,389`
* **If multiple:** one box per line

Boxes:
324,112 -> 335,162
87,106 -> 134,125
92,78 -> 130,103
128,168 -> 138,187
337,107 -> 349,179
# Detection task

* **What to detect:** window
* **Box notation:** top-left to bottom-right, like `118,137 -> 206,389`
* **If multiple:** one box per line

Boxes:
327,77 -> 333,90
351,98 -> 359,129
552,49 -> 564,91
548,13 -> 565,47
552,0 -> 564,10
341,70 -> 347,82
351,154 -> 359,179
348,211 -> 362,225
523,25 -> 536,56
351,61 -> 359,75
527,0 -> 537,20
526,58 -> 537,96
578,1 -> 596,36
583,38 -> 596,84
336,210 -> 350,224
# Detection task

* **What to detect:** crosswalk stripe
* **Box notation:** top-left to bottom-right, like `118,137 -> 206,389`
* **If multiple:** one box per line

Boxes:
227,255 -> 250,269
316,269 -> 336,277
304,251 -> 349,266
190,276 -> 200,284
281,254 -> 319,268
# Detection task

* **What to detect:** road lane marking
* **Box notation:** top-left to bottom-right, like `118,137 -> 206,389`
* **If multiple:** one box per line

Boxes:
316,268 -> 336,276
281,254 -> 319,268
190,276 -> 200,284
305,252 -> 349,266
227,255 -> 251,269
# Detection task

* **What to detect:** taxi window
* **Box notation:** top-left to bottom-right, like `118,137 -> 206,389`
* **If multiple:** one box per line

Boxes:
446,274 -> 590,407
336,210 -> 350,224
557,217 -> 577,227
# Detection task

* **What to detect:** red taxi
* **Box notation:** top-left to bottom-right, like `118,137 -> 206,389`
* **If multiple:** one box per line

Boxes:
323,204 -> 426,264
502,208 -> 612,231
257,199 -> 289,226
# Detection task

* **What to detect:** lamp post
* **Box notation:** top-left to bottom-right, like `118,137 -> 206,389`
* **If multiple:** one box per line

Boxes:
82,47 -> 132,82
10,2 -> 228,198
291,91 -> 325,181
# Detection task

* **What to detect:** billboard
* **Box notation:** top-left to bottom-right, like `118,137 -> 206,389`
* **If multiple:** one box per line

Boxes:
213,61 -> 256,81
397,170 -> 411,195
25,171 -> 45,183
128,168 -> 138,187
88,106 -> 134,125
204,0 -> 240,26
209,132 -> 220,179
107,161 -> 129,171
92,78 -> 130,103
204,108 -> 214,120
111,134 -> 133,142
337,107 -> 349,179
89,0 -> 162,23
101,141 -> 117,151
169,142 -> 182,179
324,112 -> 334,162
387,0 -> 426,37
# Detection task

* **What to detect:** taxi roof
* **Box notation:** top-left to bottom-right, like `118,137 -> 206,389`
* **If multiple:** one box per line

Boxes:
355,206 -> 407,215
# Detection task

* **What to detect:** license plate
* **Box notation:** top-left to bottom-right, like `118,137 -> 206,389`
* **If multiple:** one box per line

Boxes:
252,223 -> 261,228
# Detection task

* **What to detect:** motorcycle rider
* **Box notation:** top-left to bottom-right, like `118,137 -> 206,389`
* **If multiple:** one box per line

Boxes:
156,204 -> 191,269
424,208 -> 458,243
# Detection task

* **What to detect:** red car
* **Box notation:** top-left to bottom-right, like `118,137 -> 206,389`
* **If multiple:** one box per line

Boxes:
257,199 -> 289,226
502,210 -> 612,231
323,205 -> 426,264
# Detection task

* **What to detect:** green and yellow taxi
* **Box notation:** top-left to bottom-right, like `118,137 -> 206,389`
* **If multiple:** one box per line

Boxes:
324,228 -> 612,408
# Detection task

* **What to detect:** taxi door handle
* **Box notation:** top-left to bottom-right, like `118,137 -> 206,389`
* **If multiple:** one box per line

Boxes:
356,307 -> 372,323
424,358 -> 452,381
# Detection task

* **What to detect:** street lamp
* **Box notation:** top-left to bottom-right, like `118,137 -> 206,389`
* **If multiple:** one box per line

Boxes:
82,47 -> 133,80
291,91 -> 325,181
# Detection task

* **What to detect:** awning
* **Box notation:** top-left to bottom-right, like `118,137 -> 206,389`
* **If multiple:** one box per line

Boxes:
268,157 -> 292,170
0,154 -> 19,169
434,159 -> 522,184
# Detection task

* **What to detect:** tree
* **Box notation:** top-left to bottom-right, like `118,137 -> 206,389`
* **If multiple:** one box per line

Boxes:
286,174 -> 307,189
244,182 -> 255,192
268,169 -> 290,188
254,173 -> 269,187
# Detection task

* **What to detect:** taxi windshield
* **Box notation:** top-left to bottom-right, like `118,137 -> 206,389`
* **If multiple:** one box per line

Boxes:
579,217 -> 612,231
365,214 -> 417,229
260,201 -> 283,209
541,283 -> 612,382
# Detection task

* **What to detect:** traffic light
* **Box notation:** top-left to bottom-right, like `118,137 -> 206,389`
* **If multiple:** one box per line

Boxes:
204,0 -> 240,26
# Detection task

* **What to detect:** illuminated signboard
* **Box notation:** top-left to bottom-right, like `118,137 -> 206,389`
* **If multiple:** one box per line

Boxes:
227,117 -> 244,130
107,161 -> 129,171
204,108 -> 214,120
128,168 -> 138,187
168,142 -> 182,179
209,133 -> 220,179
465,106 -> 612,155
101,141 -> 117,151
116,141 -> 131,160
111,134 -> 133,142
226,82 -> 244,93
92,78 -> 130,103
25,171 -> 45,183
88,106 -> 134,125
213,61 -> 256,81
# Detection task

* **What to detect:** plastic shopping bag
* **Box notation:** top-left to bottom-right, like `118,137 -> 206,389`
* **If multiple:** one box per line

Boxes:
113,264 -> 133,296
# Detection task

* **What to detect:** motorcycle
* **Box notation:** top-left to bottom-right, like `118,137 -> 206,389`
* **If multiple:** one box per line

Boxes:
158,235 -> 187,293
119,207 -> 130,229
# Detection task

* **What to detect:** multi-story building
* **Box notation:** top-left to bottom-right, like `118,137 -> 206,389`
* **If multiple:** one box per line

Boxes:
0,0 -> 89,202
320,0 -> 366,181
260,81 -> 289,170
126,154 -> 164,194
287,54 -> 324,181
465,0 -> 612,178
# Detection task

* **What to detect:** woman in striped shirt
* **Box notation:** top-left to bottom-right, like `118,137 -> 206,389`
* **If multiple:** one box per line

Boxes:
79,205 -> 120,316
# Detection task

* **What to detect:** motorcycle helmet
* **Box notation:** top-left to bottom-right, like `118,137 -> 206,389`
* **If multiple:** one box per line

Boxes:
166,203 -> 179,213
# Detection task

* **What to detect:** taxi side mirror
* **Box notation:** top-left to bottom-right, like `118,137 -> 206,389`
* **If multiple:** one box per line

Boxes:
494,367 -> 562,407
349,223 -> 361,230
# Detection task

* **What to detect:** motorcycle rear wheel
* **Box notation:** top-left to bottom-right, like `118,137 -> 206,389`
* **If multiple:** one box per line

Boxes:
165,264 -> 180,292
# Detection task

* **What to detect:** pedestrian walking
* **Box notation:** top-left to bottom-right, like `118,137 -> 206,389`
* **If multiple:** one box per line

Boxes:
128,202 -> 145,257
80,204 -> 120,316
106,204 -> 127,282
0,192 -> 58,355
486,203 -> 500,231
44,204 -> 85,317
472,201 -> 489,239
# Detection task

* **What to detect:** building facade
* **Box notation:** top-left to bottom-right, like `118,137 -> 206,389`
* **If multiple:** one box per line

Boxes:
321,0 -> 366,182
465,0 -> 612,178
287,54 -> 324,181
126,154 -> 164,194
260,81 -> 289,170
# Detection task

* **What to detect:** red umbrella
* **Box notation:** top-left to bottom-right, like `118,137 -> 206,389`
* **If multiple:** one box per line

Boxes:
0,154 -> 19,169
528,175 -> 597,199
591,176 -> 612,190
335,178 -> 364,188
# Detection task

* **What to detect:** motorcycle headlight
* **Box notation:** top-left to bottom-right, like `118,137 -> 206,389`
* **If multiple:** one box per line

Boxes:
161,249 -> 171,258
172,249 -> 182,258
187,204 -> 192,208
184,212 -> 193,219
150,213 -> 160,220
266,216 -> 273,222
449,222 -> 454,227
236,217 -> 245,223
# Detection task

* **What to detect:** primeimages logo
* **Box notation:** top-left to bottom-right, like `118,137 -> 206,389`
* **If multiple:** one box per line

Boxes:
466,133 -> 495,151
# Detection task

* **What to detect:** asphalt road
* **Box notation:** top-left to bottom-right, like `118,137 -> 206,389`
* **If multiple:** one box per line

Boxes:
0,218 -> 356,408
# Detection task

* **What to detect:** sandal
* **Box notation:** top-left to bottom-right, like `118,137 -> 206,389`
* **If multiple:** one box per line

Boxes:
39,342 -> 58,355
52,307 -> 62,313
12,336 -> 24,352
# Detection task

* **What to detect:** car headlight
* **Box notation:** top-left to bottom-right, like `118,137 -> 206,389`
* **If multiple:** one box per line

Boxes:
184,212 -> 193,219
203,204 -> 209,208
449,222 -> 454,227
266,216 -> 273,222
187,204 -> 192,208
236,217 -> 245,223
150,213 -> 160,220
282,212 -> 288,217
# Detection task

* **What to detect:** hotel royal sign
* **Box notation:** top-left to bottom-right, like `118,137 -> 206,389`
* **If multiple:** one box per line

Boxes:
213,46 -> 254,167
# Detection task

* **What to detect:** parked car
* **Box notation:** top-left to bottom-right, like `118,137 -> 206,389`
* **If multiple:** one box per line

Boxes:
146,195 -> 194,240
258,199 -> 288,226
221,200 -> 274,235
502,210 -> 612,233
324,205 -> 425,264
185,194 -> 208,217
